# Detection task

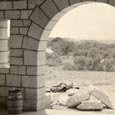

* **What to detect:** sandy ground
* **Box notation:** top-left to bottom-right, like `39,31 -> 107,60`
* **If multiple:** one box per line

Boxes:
45,66 -> 115,114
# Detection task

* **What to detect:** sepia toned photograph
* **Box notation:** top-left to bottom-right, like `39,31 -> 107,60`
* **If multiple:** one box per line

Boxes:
0,0 -> 115,115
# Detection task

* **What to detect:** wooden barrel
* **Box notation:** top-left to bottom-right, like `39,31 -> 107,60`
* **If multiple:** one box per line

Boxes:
0,20 -> 10,68
7,89 -> 23,114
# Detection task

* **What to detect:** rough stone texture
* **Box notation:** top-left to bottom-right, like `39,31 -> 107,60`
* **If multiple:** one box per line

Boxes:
0,1 -> 12,10
90,88 -> 113,109
6,75 -> 21,87
25,87 -> 46,100
10,57 -> 23,65
0,11 -> 4,19
28,23 -> 43,40
20,27 -> 28,35
96,0 -> 109,3
77,100 -> 103,111
57,95 -> 69,106
13,0 -> 27,9
0,28 -> 8,38
10,49 -> 23,57
11,27 -> 19,34
11,20 -> 23,27
0,40 -> 8,51
0,87 -> 9,97
9,35 -> 23,48
22,36 -> 39,51
24,50 -> 45,65
5,11 -> 20,19
11,66 -> 26,75
66,89 -> 79,96
38,41 -> 47,51
69,0 -> 81,4
0,68 -> 9,74
54,0 -> 69,10
30,7 -> 49,28
27,65 -> 46,75
23,20 -> 31,27
0,52 -> 9,63
21,10 -> 32,19
0,74 -> 5,86
109,0 -> 115,6
40,0 -> 59,19
22,75 -> 45,88
28,0 -> 45,9
67,93 -> 90,108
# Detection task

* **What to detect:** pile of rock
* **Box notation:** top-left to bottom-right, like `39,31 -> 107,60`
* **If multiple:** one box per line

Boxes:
57,85 -> 113,111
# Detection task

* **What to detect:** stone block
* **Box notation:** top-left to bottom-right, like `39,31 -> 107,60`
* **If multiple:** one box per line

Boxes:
40,0 -> 59,19
0,51 -> 9,63
69,0 -> 81,4
67,93 -> 90,108
22,75 -> 45,88
57,95 -> 69,106
0,40 -> 8,51
30,7 -> 49,28
21,10 -> 32,19
109,0 -> 115,6
37,75 -> 45,88
11,66 -> 26,75
38,41 -> 47,51
54,0 -> 69,10
0,68 -> 9,73
22,36 -> 39,51
0,28 -> 8,38
27,65 -> 46,75
6,75 -> 21,87
24,50 -> 45,66
28,0 -> 45,9
0,87 -> 9,97
25,87 -> 46,100
66,89 -> 79,96
40,29 -> 51,41
90,87 -> 113,109
9,35 -> 23,48
28,23 -> 43,40
22,76 -> 37,88
23,20 -> 31,27
0,1 -> 12,10
96,0 -> 108,3
20,27 -> 28,35
13,0 -> 27,9
0,20 -> 9,28
10,49 -> 23,57
11,27 -> 19,34
10,57 -> 23,65
77,100 -> 103,111
45,20 -> 57,30
11,20 -> 23,27
0,74 -> 5,85
0,11 -> 4,19
5,11 -> 20,19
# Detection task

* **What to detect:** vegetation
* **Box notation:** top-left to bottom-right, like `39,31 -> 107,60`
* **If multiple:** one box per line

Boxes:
47,37 -> 115,72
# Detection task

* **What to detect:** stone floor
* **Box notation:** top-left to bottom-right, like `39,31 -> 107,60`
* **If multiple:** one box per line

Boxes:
1,109 -> 115,115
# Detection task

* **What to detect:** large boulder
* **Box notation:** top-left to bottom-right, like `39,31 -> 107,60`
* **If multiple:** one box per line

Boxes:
57,95 -> 69,106
89,85 -> 113,109
77,100 -> 103,111
67,93 -> 90,108
66,89 -> 79,96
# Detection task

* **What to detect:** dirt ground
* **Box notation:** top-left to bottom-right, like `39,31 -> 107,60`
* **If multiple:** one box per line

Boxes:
45,66 -> 115,114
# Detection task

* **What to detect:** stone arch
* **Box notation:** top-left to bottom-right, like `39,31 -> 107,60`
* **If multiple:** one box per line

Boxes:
24,0 -> 115,112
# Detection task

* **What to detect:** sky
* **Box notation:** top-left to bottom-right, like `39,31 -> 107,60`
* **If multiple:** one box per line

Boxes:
50,2 -> 115,41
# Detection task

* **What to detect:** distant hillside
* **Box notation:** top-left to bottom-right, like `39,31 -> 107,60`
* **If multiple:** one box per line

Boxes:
47,37 -> 115,71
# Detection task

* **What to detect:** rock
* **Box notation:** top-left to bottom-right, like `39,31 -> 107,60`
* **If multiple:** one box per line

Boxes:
66,89 -> 79,96
57,95 -> 69,106
67,93 -> 90,108
89,85 -> 113,109
77,100 -> 103,111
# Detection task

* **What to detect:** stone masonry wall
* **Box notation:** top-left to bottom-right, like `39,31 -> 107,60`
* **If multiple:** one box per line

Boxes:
0,0 -> 114,113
